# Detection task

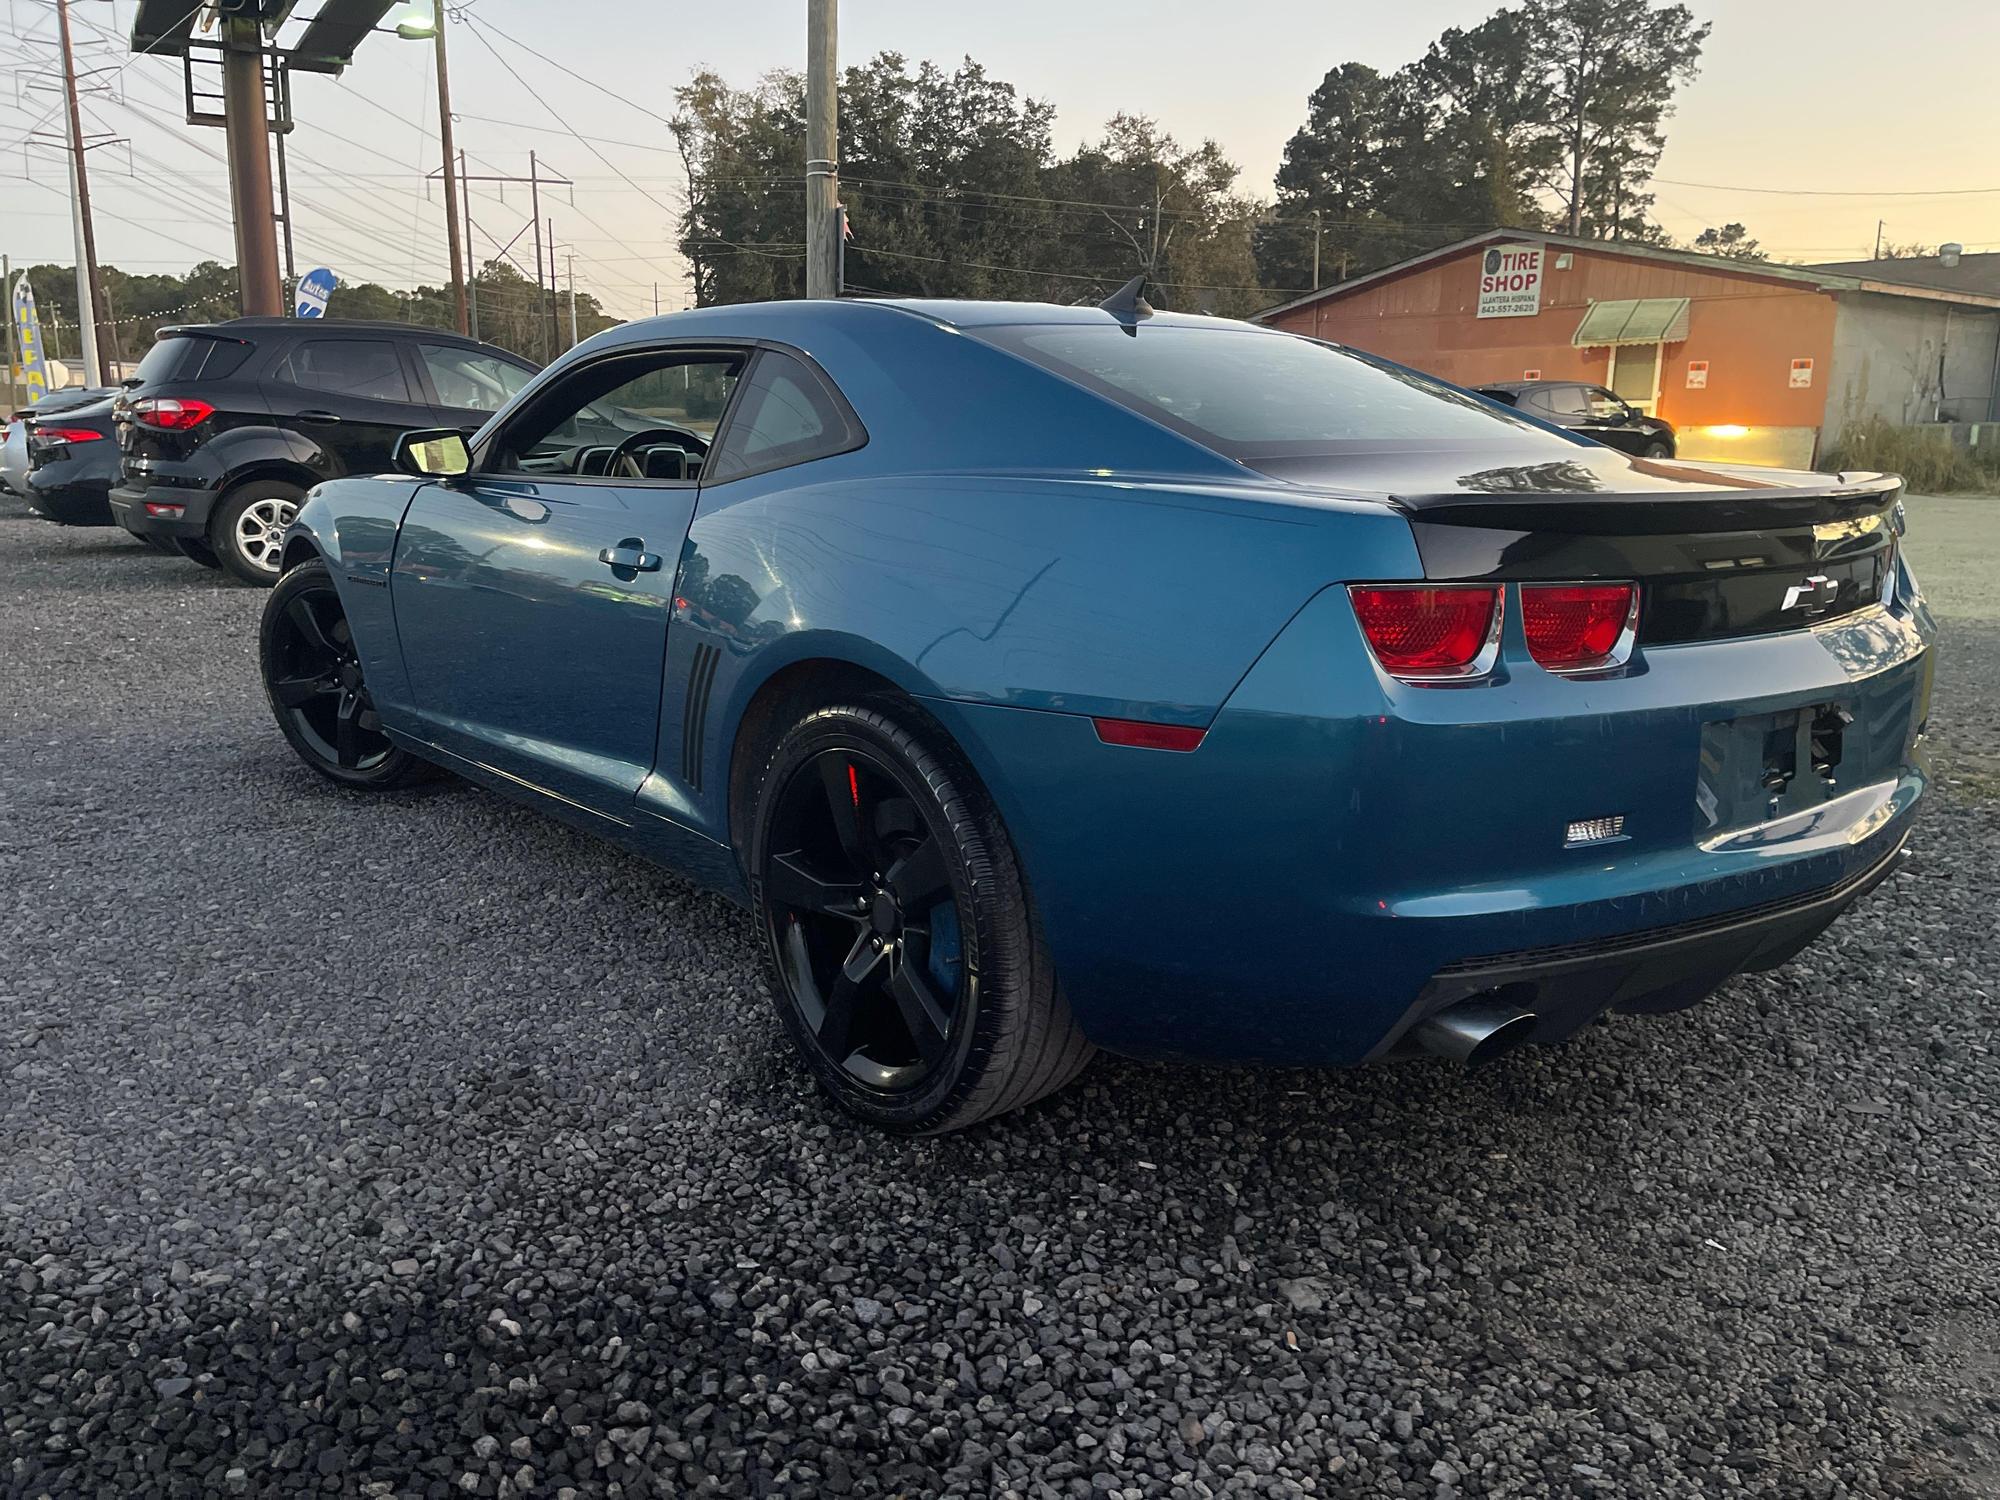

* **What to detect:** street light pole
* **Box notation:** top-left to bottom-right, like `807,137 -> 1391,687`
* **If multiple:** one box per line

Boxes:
804,0 -> 839,298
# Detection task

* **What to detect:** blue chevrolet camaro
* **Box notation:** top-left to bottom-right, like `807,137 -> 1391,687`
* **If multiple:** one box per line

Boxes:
260,294 -> 1934,1132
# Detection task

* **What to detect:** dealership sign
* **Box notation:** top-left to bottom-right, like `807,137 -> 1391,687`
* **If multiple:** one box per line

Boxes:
1477,243 -> 1544,319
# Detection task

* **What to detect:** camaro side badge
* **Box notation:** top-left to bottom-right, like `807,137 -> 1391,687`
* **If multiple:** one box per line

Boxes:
1782,574 -> 1838,613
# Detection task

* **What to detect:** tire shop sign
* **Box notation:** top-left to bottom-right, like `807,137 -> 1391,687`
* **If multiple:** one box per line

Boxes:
1477,243 -> 1545,318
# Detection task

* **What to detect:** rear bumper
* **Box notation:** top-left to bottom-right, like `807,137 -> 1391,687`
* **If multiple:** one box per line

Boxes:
1371,824 -> 1911,1060
108,478 -> 223,539
24,468 -> 115,526
932,579 -> 1936,1068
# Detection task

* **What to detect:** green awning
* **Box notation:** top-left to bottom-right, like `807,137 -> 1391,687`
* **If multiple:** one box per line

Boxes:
1572,297 -> 1691,347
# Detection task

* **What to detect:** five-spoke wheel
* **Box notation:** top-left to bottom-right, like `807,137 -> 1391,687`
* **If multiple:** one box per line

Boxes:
752,703 -> 1092,1132
214,479 -> 307,586
260,558 -> 427,788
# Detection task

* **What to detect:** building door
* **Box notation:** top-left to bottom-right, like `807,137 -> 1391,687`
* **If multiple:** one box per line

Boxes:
1607,343 -> 1662,414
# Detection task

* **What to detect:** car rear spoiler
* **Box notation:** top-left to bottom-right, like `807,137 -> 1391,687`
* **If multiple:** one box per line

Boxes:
1390,471 -> 1902,536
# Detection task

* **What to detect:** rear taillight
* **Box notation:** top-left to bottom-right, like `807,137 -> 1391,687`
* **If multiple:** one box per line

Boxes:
1520,583 -> 1638,674
38,426 -> 106,444
1348,584 -> 1503,680
129,397 -> 215,431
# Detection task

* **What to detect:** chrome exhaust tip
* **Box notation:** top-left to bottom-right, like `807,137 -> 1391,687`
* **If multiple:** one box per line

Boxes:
1410,997 -> 1538,1068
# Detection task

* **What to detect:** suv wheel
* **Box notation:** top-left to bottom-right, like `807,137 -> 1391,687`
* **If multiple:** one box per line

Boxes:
213,479 -> 307,587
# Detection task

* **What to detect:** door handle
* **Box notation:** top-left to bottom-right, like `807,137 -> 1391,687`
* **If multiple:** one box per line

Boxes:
598,545 -> 663,572
297,409 -> 343,424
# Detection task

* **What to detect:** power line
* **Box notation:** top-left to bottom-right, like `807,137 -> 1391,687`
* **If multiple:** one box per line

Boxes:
1653,175 -> 2000,199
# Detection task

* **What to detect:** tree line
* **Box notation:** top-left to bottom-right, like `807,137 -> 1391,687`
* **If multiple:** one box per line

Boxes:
14,258 -> 615,372
676,0 -> 1720,312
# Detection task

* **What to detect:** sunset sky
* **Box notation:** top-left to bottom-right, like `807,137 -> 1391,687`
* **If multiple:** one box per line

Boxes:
5,0 -> 1995,319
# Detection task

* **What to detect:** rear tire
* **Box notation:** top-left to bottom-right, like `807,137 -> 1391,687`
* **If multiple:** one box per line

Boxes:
749,702 -> 1092,1133
212,479 -> 306,587
260,558 -> 429,790
1642,440 -> 1673,459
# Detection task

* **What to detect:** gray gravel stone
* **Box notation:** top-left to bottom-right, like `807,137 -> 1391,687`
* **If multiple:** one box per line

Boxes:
1,503 -> 1996,1499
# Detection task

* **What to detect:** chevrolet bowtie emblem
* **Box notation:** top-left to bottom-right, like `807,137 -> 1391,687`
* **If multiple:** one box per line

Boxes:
1782,574 -> 1839,613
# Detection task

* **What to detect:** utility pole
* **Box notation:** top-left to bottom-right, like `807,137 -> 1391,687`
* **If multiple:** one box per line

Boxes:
433,4 -> 467,334
546,216 -> 558,357
653,283 -> 660,317
219,13 -> 283,315
459,150 -> 477,339
804,0 -> 839,298
3,255 -> 20,413
1311,209 -> 1322,291
565,252 -> 578,347
56,0 -> 111,383
529,149 -> 546,360
274,130 -> 297,307
1874,219 -> 1885,259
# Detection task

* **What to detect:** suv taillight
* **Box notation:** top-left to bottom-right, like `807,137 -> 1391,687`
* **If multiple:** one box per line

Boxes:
129,396 -> 215,431
37,426 -> 106,444
1348,584 -> 1503,681
1520,583 -> 1638,673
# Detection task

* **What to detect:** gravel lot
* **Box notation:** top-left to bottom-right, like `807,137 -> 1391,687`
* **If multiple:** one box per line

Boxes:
2,495 -> 1995,1500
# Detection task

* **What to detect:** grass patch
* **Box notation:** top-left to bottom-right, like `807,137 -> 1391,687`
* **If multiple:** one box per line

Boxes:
1823,419 -> 2000,494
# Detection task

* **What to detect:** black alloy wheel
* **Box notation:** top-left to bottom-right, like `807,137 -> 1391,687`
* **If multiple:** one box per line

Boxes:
259,558 -> 428,789
751,703 -> 1092,1133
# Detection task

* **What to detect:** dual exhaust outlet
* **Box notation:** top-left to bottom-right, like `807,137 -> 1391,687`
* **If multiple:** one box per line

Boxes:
1409,996 -> 1539,1068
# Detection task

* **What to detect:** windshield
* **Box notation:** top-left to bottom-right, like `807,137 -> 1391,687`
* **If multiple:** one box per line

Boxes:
976,323 -> 1562,460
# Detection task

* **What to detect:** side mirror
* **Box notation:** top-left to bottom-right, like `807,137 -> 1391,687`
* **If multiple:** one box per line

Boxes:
394,427 -> 471,478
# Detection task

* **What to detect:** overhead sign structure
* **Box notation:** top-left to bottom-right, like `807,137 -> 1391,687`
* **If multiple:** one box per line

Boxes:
295,267 -> 336,319
1477,243 -> 1544,319
1686,360 -> 1709,390
10,275 -> 50,401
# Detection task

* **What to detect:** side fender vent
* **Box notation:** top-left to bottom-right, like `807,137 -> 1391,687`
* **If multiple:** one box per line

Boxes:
682,642 -> 722,792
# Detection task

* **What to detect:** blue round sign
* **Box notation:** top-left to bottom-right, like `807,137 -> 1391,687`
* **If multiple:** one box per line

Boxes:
295,267 -> 336,319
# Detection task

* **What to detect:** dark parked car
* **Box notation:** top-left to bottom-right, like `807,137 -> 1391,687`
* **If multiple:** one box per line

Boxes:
1477,380 -> 1676,458
108,319 -> 539,584
4,386 -> 116,504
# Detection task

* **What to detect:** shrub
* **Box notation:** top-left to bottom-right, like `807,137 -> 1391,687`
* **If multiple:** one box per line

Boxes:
1823,418 -> 2000,494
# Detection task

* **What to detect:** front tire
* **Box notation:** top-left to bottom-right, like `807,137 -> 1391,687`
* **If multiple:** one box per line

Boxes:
1642,440 -> 1673,459
260,558 -> 428,789
749,703 -> 1092,1133
213,479 -> 306,586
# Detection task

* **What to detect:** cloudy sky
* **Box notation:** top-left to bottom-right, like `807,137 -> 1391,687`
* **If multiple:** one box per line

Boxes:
5,0 -> 1996,321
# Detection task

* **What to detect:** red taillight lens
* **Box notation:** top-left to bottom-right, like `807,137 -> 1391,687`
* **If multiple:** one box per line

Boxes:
130,397 -> 215,431
38,426 -> 106,443
1520,583 -> 1637,672
1092,717 -> 1206,752
1348,585 -> 1502,679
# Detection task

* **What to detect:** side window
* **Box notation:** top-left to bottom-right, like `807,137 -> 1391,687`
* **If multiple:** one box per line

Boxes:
1539,384 -> 1590,418
705,350 -> 859,482
421,344 -> 534,414
490,348 -> 746,482
276,339 -> 412,403
1583,385 -> 1627,417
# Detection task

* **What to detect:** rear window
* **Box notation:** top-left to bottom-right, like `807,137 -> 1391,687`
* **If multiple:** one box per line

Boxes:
130,334 -> 251,384
131,337 -> 195,384
976,324 -> 1552,458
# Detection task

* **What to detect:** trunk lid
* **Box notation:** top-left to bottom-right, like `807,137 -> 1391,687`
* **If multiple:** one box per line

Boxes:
1259,446 -> 1901,647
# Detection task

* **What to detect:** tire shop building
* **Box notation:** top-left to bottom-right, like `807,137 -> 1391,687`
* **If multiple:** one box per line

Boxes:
1257,229 -> 2000,469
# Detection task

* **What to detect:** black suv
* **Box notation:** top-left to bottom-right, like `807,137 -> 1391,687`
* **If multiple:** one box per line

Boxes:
1475,380 -> 1676,459
110,319 -> 538,584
